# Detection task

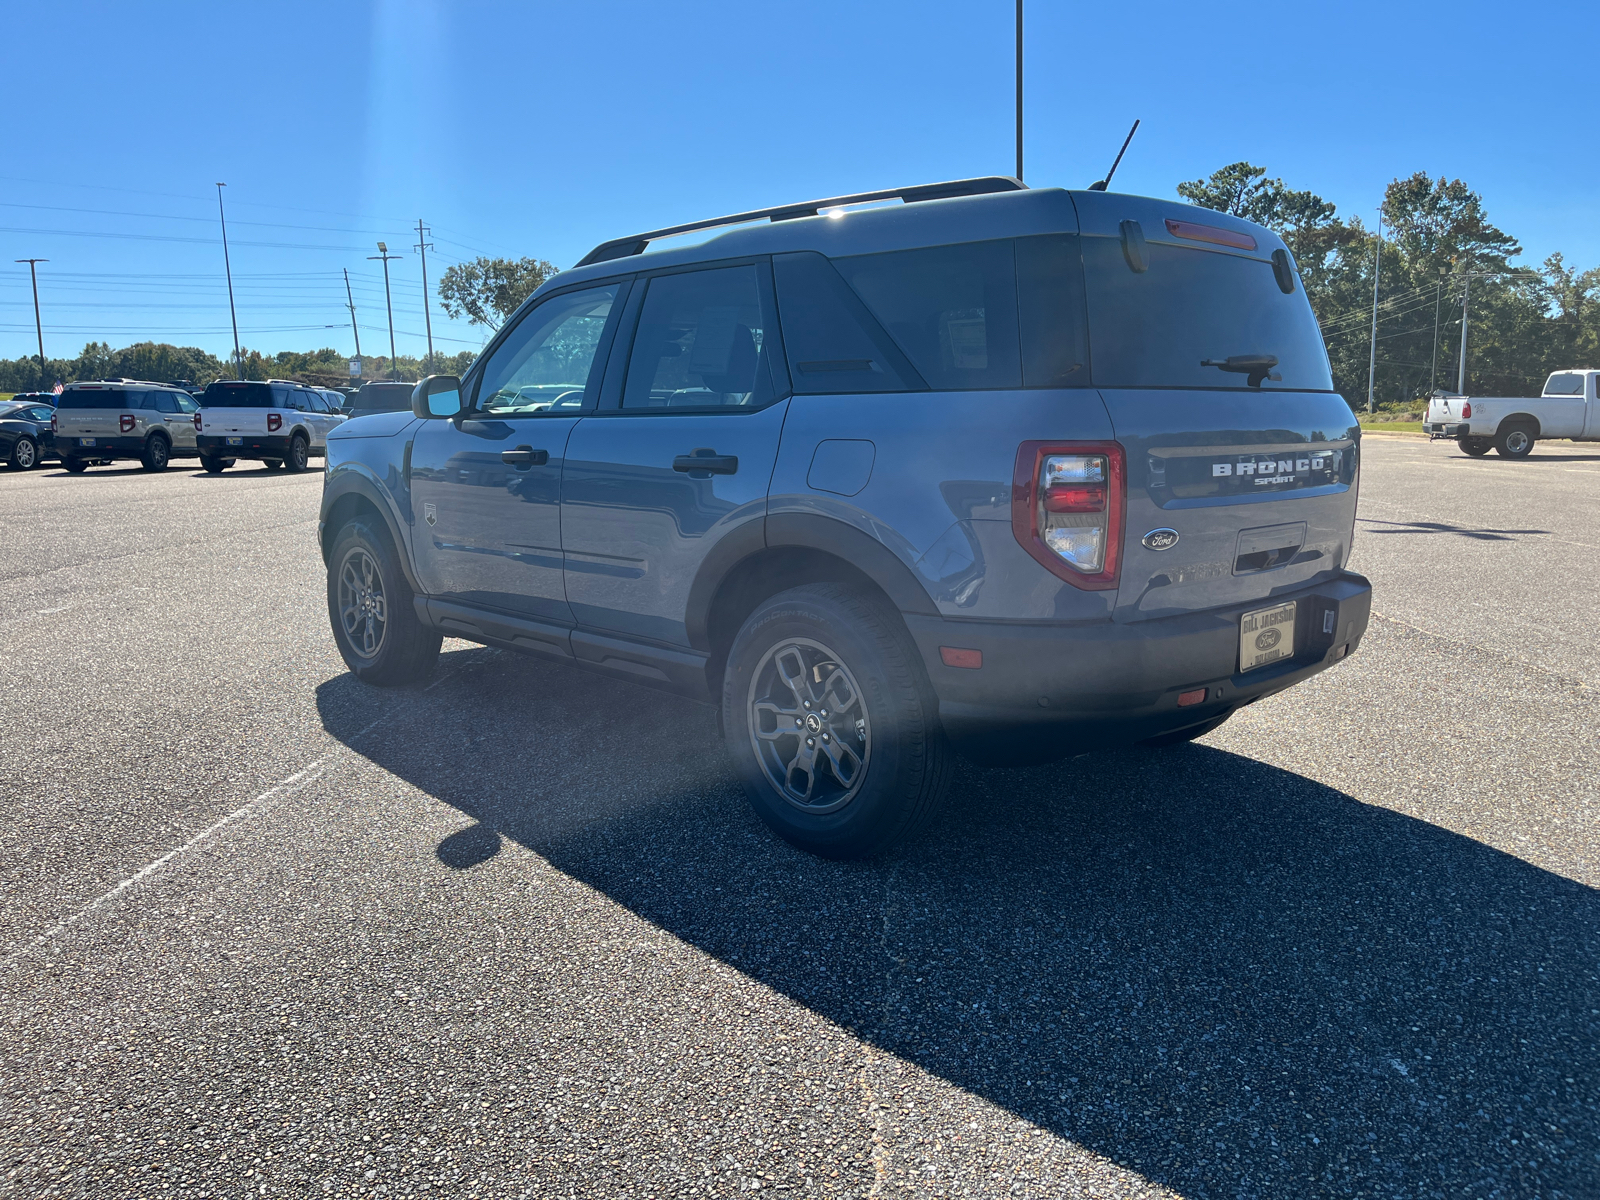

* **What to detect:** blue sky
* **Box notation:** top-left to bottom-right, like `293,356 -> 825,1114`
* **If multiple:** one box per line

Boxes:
5,0 -> 1597,365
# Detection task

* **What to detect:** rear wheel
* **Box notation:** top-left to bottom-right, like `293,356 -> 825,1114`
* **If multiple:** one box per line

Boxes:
722,583 -> 951,860
62,456 -> 88,474
8,436 -> 38,470
1459,437 -> 1492,457
140,434 -> 171,472
284,433 -> 310,473
1139,711 -> 1232,748
1495,424 -> 1535,458
327,518 -> 441,686
200,453 -> 227,474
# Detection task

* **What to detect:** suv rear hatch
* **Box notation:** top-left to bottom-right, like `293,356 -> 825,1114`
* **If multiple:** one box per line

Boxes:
55,386 -> 134,443
1071,192 -> 1359,625
198,380 -> 284,436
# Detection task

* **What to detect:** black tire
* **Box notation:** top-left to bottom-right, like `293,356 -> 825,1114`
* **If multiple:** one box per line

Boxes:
1139,711 -> 1232,748
326,518 -> 441,686
62,456 -> 88,474
200,454 -> 227,474
1459,437 -> 1492,457
140,434 -> 171,472
1494,423 -> 1535,458
721,583 -> 952,860
263,458 -> 283,470
283,433 -> 310,473
8,436 -> 38,470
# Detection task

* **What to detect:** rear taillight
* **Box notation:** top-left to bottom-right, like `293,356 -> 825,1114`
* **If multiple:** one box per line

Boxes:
119,414 -> 135,433
1461,402 -> 1472,418
51,414 -> 58,434
267,412 -> 282,432
1012,442 -> 1125,590
194,413 -> 202,432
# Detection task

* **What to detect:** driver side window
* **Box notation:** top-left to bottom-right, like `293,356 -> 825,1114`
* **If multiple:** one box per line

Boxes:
474,283 -> 621,416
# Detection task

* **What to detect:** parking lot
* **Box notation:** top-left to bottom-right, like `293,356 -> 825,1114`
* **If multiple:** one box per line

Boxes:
1,434 -> 1595,1199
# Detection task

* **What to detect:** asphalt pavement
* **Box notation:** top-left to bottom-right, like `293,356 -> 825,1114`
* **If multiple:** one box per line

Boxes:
0,437 -> 1594,1199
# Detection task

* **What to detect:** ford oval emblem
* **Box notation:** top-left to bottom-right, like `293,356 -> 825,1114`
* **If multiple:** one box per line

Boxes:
1142,528 -> 1180,551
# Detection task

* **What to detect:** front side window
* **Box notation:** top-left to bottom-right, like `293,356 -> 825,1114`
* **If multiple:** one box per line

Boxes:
476,283 -> 620,415
1543,372 -> 1584,396
623,265 -> 772,409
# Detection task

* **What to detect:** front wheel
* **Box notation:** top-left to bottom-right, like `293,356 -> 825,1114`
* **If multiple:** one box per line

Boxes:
326,518 -> 441,686
9,436 -> 38,470
722,583 -> 951,860
140,435 -> 171,472
283,434 -> 310,472
1459,437 -> 1492,457
1495,424 -> 1535,458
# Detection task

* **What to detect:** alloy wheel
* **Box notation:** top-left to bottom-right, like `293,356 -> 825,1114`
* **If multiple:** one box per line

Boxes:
337,546 -> 388,661
747,636 -> 871,814
14,438 -> 35,469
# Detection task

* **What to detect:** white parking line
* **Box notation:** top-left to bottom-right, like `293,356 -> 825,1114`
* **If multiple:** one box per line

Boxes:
2,717 -> 382,969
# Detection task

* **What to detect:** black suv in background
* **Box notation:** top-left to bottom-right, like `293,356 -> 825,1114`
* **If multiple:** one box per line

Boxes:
345,382 -> 417,420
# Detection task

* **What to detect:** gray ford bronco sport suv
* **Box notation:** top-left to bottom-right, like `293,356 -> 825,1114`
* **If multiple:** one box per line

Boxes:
319,177 -> 1371,859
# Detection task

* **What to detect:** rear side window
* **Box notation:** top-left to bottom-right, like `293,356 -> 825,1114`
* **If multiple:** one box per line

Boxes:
153,392 -> 181,414
1083,232 -> 1333,391
56,389 -> 128,409
200,381 -> 274,408
1543,372 -> 1584,396
833,240 -> 1021,390
773,252 -> 920,394
622,266 -> 774,409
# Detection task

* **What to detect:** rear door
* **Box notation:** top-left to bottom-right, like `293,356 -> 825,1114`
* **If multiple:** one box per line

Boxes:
1072,192 -> 1359,626
152,390 -> 196,453
561,260 -> 788,646
410,280 -> 625,623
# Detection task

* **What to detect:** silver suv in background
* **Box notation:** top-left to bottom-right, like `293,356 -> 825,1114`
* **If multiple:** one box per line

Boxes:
53,381 -> 200,473
195,380 -> 345,473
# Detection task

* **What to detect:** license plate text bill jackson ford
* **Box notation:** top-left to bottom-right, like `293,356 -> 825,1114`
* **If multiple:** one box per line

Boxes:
1240,601 -> 1296,672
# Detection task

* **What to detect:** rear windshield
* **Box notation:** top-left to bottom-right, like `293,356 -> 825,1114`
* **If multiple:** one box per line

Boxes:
1082,233 -> 1333,391
56,389 -> 130,409
200,381 -> 276,408
350,384 -> 415,413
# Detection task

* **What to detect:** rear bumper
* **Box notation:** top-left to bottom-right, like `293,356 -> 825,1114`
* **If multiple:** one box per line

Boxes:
59,435 -> 144,457
1426,422 -> 1470,439
905,571 -> 1372,765
198,433 -> 291,457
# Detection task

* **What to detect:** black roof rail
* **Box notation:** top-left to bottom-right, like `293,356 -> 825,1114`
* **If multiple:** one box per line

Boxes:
574,176 -> 1027,268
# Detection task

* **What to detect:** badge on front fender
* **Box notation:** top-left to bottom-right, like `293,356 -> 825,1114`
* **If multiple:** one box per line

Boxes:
424,502 -> 437,527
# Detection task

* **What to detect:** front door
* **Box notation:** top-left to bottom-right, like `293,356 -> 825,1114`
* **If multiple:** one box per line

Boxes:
410,281 -> 625,621
562,262 -> 788,646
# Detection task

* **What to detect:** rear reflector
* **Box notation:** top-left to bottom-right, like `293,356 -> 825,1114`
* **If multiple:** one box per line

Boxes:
939,646 -> 983,669
1177,687 -> 1207,707
1165,218 -> 1257,251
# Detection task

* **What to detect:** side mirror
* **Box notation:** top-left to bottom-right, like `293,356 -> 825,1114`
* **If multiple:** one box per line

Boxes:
412,375 -> 463,419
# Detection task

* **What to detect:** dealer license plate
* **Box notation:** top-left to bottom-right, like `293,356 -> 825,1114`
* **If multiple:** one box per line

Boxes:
226,436 -> 243,446
78,437 -> 96,446
1240,601 -> 1296,672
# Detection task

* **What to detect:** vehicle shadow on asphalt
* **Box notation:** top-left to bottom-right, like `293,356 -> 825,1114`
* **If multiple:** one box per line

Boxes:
1357,517 -> 1553,541
316,652 -> 1597,1198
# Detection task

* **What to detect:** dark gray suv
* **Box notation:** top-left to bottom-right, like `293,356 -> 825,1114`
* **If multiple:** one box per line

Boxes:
318,177 -> 1371,858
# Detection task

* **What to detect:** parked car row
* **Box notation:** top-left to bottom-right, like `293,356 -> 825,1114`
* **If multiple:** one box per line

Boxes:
1,379 -> 423,473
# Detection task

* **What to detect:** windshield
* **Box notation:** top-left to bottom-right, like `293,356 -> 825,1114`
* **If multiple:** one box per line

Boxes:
1543,372 -> 1585,396
56,389 -> 129,409
1082,236 -> 1333,391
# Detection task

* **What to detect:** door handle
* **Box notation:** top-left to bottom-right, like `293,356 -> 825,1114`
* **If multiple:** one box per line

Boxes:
673,448 -> 739,476
501,446 -> 549,469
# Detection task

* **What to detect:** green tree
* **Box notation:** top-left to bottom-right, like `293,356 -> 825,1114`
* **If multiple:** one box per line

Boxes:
437,257 -> 557,328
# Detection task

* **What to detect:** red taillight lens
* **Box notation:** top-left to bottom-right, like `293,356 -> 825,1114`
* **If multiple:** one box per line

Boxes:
1461,402 -> 1472,418
193,413 -> 202,431
51,414 -> 58,434
1012,441 -> 1125,590
119,414 -> 135,432
267,413 -> 282,432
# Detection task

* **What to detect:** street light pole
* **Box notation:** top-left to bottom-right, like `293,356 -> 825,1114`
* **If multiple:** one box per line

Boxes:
1015,0 -> 1023,182
215,184 -> 243,379
1429,272 -> 1443,396
1457,272 -> 1471,396
14,258 -> 47,389
1366,208 -> 1383,414
368,242 -> 402,380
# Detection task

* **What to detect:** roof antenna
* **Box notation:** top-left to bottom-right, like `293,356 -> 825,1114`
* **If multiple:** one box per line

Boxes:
1088,119 -> 1140,191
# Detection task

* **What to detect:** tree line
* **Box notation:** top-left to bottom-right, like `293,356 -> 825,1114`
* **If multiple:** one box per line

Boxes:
6,172 -> 1593,407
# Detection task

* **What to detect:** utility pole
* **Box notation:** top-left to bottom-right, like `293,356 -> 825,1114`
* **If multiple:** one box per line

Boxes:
1457,270 -> 1472,396
14,258 -> 47,389
216,183 -> 243,379
1015,0 -> 1023,182
368,242 -> 402,380
1366,208 -> 1383,414
415,219 -> 435,374
343,267 -> 363,367
1429,271 -> 1443,396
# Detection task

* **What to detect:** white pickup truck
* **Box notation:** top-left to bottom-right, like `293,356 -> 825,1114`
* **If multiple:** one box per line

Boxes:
1426,369 -> 1600,457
